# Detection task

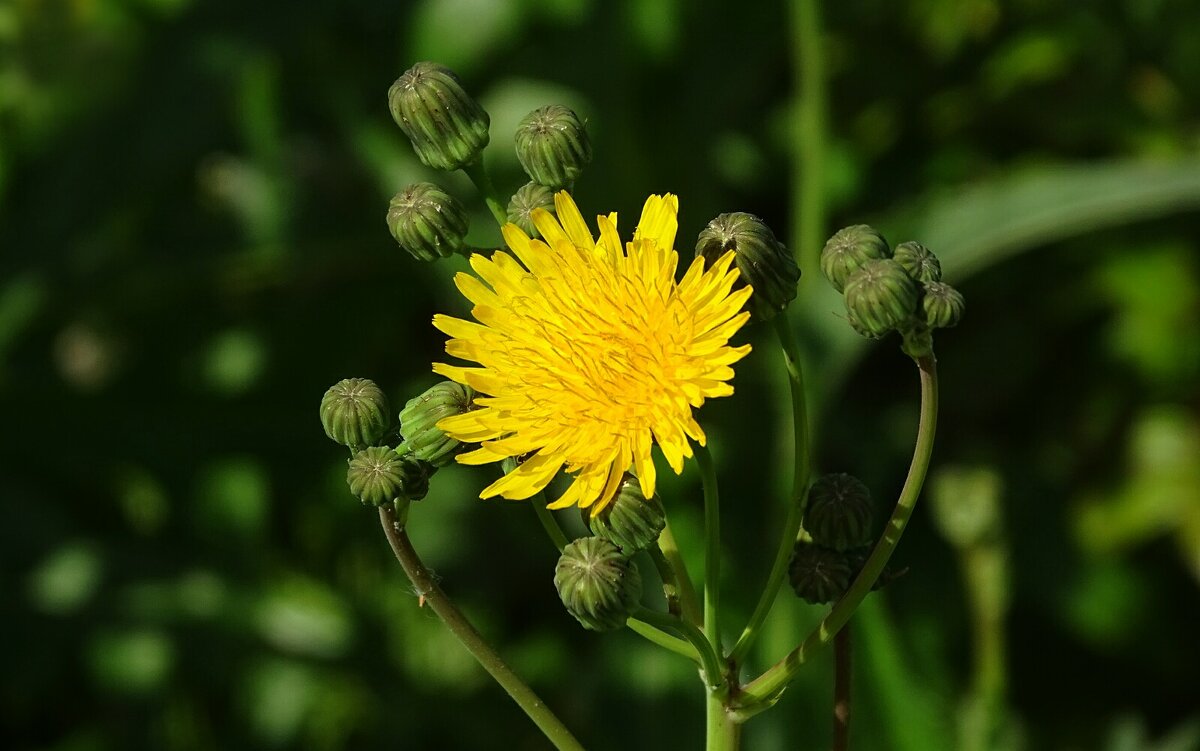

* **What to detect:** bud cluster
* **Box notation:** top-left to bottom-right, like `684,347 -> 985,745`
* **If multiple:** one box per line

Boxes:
320,377 -> 480,512
547,474 -> 664,631
819,226 -> 965,354
788,473 -> 875,604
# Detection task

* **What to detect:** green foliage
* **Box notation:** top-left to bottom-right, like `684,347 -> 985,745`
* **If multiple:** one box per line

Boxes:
3,0 -> 1198,749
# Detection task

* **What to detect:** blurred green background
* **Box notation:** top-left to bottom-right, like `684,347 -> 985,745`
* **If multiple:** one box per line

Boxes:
3,0 -> 1199,749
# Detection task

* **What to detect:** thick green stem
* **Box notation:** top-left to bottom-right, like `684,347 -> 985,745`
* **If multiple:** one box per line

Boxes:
377,507 -> 585,751
791,0 -> 826,283
738,355 -> 939,712
462,159 -> 510,227
660,519 -> 703,626
695,444 -> 723,656
729,314 -> 813,664
707,695 -> 743,751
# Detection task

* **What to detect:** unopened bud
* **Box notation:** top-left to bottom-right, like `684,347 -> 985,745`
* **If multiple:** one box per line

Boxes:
554,537 -> 642,632
398,381 -> 475,467
805,473 -> 873,552
388,62 -> 490,171
387,183 -> 469,261
695,212 -> 799,321
590,475 -> 665,553
514,105 -> 592,189
346,447 -> 431,506
506,182 -> 557,237
788,542 -> 854,605
843,259 -> 919,338
821,225 -> 890,293
320,378 -> 390,449
920,281 -> 965,329
892,241 -> 942,284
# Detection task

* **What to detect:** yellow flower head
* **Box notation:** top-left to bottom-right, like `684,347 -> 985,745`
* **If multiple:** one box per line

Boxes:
432,192 -> 752,514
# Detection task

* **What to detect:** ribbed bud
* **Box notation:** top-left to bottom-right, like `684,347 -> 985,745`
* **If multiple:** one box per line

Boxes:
514,105 -> 592,189
346,447 -> 431,506
892,241 -> 942,284
843,259 -> 919,338
387,183 -> 469,262
590,475 -> 666,553
506,182 -> 557,237
554,537 -> 642,632
695,212 -> 799,321
398,381 -> 476,467
920,281 -> 965,329
805,473 -> 873,551
821,225 -> 891,293
788,542 -> 855,605
388,62 -> 490,171
320,378 -> 390,449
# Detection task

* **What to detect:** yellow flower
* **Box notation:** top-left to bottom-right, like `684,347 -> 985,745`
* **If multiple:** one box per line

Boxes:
432,191 -> 752,514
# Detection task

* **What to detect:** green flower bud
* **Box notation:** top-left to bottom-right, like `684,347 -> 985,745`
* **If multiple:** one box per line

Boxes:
388,62 -> 490,171
788,542 -> 855,605
695,212 -> 800,321
590,475 -> 665,553
920,281 -> 965,329
821,225 -> 890,293
347,447 -> 431,506
387,183 -> 469,262
320,378 -> 390,449
892,241 -> 942,284
514,105 -> 592,190
506,181 -> 557,237
843,259 -> 919,338
554,537 -> 642,632
805,473 -> 873,551
398,381 -> 476,467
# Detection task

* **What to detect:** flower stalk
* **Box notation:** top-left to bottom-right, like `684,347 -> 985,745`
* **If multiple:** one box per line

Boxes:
737,354 -> 939,712
729,312 -> 812,664
376,506 -> 586,751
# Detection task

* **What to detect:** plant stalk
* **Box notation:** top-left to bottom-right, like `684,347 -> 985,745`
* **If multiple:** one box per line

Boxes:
729,313 -> 813,664
377,506 -> 585,751
737,355 -> 939,712
695,443 -> 723,655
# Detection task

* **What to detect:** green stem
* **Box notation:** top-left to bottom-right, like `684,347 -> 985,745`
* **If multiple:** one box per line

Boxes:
649,545 -> 683,617
531,498 -> 569,552
707,695 -> 743,751
626,616 -> 700,662
377,507 -> 586,751
729,314 -> 813,664
659,519 -> 703,626
737,355 -> 939,713
791,0 -> 827,283
695,443 -> 723,655
634,608 -> 725,692
463,159 -> 510,227
833,626 -> 852,751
